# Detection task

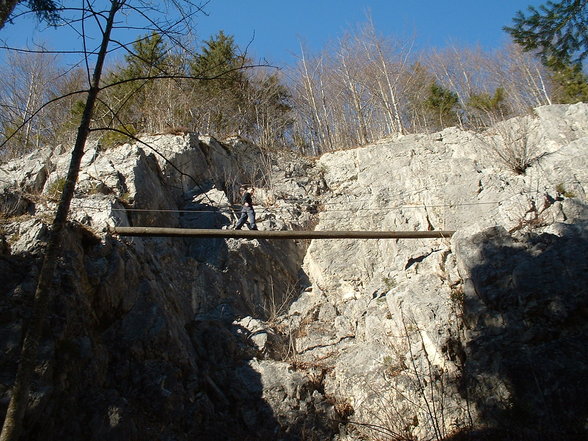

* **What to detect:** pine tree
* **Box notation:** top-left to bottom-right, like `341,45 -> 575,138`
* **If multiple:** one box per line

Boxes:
403,62 -> 437,133
0,0 -> 60,30
121,32 -> 172,79
98,32 -> 173,140
467,87 -> 511,127
188,31 -> 249,136
504,0 -> 588,65
425,82 -> 460,129
505,2 -> 588,105
189,30 -> 246,93
548,57 -> 588,102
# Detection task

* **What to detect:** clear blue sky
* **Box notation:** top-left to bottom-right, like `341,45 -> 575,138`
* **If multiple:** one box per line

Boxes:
1,0 -> 544,67
197,0 -> 544,64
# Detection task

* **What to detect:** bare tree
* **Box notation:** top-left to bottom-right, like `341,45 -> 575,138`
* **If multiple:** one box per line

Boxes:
0,51 -> 57,156
289,18 -> 424,153
289,16 -> 556,154
359,20 -> 411,136
426,44 -> 490,126
293,43 -> 332,154
0,1 -> 207,440
337,33 -> 370,145
243,68 -> 293,149
495,43 -> 553,112
424,42 -> 556,129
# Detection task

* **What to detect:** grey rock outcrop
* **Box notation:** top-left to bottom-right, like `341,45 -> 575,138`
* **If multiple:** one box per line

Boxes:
1,103 -> 587,440
1,133 -> 326,440
283,103 -> 588,440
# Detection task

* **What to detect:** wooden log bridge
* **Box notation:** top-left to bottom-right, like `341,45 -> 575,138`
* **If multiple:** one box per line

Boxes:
111,226 -> 455,239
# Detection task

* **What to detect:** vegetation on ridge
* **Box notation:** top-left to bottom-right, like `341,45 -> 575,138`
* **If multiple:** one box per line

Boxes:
1,3 -> 587,160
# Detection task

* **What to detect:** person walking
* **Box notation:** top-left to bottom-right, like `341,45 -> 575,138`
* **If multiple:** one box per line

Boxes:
235,186 -> 257,230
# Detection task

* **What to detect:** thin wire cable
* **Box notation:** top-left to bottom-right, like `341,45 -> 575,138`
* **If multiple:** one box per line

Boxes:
70,199 -> 502,215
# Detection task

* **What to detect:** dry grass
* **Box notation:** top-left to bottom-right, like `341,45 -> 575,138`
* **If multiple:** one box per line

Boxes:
481,115 -> 543,175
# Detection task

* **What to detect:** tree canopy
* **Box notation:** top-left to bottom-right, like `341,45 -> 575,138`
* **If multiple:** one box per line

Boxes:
0,0 -> 60,30
504,0 -> 588,66
189,30 -> 247,92
425,82 -> 460,129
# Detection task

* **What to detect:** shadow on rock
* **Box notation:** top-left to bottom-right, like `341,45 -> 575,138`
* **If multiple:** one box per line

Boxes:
451,225 -> 588,441
186,306 -> 337,441
0,223 -> 333,441
186,315 -> 282,440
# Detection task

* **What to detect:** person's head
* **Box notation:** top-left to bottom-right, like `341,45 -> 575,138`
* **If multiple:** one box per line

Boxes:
247,186 -> 254,194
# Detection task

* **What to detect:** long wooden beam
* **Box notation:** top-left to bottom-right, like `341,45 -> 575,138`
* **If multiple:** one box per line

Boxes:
111,226 -> 455,239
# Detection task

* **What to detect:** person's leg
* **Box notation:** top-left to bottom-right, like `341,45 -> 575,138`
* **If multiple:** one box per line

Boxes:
235,210 -> 247,229
248,208 -> 257,230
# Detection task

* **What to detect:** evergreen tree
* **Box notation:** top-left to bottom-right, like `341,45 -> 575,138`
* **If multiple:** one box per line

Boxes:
121,32 -> 172,79
188,31 -> 249,136
504,0 -> 588,65
98,32 -> 173,139
467,87 -> 511,127
404,62 -> 438,133
468,87 -> 507,112
425,82 -> 459,129
0,0 -> 60,30
548,57 -> 588,102
189,30 -> 246,93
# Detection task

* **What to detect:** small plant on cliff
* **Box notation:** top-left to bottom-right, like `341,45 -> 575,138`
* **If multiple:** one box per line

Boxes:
555,183 -> 576,198
46,177 -> 67,201
262,277 -> 298,325
450,284 -> 465,306
382,354 -> 407,378
481,115 -> 543,175
383,276 -> 397,291
117,192 -> 133,205
99,124 -> 137,149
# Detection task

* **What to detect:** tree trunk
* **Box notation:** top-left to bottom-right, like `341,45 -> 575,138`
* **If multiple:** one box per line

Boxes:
0,2 -> 121,440
340,53 -> 368,145
377,47 -> 404,136
300,47 -> 326,154
317,62 -> 333,151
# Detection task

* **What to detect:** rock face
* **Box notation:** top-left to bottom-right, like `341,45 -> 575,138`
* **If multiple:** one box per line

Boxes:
1,134 -> 326,441
1,103 -> 588,440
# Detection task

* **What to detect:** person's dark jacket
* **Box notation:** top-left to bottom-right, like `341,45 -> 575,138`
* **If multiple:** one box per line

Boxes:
242,191 -> 253,207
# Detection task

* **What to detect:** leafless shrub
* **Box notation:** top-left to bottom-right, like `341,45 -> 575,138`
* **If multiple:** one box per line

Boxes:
348,311 -> 473,441
481,114 -> 543,174
347,380 -> 420,441
262,276 -> 298,325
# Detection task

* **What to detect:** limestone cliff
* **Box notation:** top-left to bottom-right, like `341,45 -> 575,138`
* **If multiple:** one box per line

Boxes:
1,103 -> 587,440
